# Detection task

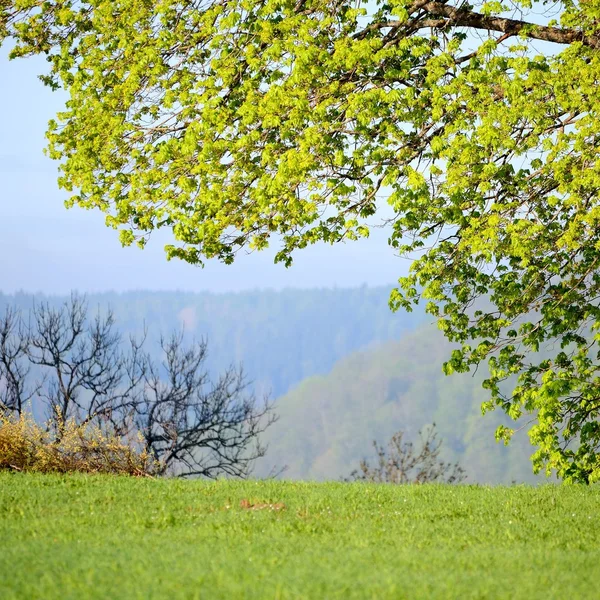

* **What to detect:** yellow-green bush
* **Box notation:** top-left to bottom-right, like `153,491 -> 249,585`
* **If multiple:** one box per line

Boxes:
0,413 -> 157,476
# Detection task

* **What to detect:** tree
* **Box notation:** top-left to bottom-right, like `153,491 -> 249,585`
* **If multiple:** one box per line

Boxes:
0,307 -> 37,416
346,424 -> 466,484
27,295 -> 145,434
135,331 -> 274,477
2,0 -> 600,481
0,296 -> 275,478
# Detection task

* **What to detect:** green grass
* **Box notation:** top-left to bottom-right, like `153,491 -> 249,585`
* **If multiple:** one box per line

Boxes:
1,474 -> 599,599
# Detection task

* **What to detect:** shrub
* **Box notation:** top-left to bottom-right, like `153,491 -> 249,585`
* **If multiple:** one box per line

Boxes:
0,412 -> 158,476
346,423 -> 467,484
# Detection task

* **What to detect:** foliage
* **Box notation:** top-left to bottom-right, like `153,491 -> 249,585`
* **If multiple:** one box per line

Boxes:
346,423 -> 466,484
3,0 -> 600,481
0,295 -> 275,478
0,412 -> 157,476
2,474 -> 600,599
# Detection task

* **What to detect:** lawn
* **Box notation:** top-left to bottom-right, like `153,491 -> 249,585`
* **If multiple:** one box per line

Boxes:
0,473 -> 598,599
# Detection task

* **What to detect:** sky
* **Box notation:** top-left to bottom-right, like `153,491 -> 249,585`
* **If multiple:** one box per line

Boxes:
0,46 -> 406,296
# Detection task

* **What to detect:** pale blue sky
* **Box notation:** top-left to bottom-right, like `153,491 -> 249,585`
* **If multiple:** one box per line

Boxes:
0,46 -> 406,295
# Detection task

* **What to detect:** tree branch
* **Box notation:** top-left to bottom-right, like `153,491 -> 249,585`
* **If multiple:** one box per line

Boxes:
361,2 -> 600,49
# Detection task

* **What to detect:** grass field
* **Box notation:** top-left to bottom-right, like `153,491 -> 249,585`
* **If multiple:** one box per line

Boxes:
1,473 -> 599,599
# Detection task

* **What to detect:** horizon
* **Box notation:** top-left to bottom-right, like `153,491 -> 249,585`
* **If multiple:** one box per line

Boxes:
0,281 -> 400,298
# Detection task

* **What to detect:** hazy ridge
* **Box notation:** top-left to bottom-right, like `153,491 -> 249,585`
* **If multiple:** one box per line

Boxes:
0,287 -> 540,483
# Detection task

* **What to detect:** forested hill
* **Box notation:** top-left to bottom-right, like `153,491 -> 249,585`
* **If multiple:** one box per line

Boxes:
1,287 -> 540,483
0,286 -> 425,399
255,324 -> 542,485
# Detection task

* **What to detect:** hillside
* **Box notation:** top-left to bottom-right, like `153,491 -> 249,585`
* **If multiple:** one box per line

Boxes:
257,324 -> 542,485
0,287 -> 541,483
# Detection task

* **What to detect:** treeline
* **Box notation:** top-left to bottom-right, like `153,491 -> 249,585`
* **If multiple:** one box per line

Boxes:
0,287 -> 424,399
1,287 -> 539,483
0,295 -> 274,477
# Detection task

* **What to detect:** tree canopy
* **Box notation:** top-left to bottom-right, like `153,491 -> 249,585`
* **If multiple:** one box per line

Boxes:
3,0 -> 600,482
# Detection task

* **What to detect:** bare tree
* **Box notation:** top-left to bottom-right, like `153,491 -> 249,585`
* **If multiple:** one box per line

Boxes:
0,307 -> 38,415
347,424 -> 467,484
0,294 -> 275,478
136,332 -> 276,478
26,294 -> 144,433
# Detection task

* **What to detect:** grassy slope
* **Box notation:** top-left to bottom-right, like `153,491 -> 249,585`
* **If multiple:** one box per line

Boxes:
1,474 -> 599,599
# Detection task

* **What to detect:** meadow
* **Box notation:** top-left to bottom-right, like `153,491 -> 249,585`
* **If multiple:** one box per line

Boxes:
0,473 -> 599,599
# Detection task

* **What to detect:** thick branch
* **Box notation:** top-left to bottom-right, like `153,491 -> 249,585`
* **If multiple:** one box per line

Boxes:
420,2 -> 600,48
362,3 -> 600,49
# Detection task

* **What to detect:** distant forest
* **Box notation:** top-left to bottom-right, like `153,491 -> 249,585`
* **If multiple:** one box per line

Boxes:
0,288 -> 540,484
256,326 -> 541,485
0,286 -> 425,399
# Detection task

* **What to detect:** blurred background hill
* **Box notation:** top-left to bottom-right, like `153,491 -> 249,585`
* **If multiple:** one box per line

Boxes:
0,286 -> 540,484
